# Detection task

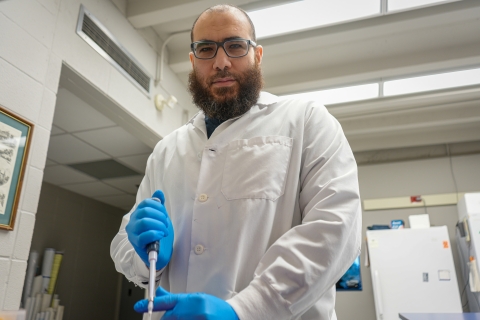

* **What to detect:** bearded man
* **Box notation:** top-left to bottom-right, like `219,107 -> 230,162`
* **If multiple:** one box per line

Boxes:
111,4 -> 361,320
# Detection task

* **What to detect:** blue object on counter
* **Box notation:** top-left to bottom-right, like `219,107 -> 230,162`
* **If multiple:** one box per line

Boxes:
367,225 -> 390,230
391,219 -> 405,229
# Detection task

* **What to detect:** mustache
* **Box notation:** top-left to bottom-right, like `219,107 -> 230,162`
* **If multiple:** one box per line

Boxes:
209,70 -> 237,84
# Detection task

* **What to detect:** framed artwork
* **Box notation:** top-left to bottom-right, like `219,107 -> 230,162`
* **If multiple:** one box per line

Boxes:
0,105 -> 33,231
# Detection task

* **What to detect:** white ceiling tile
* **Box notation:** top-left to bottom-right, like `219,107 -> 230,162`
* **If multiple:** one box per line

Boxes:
95,194 -> 136,210
62,181 -> 124,198
73,127 -> 152,157
53,88 -> 116,132
45,159 -> 57,166
117,153 -> 150,174
43,165 -> 96,185
51,125 -> 65,135
103,175 -> 143,194
47,134 -> 110,164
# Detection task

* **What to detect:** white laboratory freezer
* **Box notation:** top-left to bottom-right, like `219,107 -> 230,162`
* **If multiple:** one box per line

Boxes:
456,193 -> 480,312
367,226 -> 462,320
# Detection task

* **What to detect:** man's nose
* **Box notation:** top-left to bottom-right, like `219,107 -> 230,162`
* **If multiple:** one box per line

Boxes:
213,46 -> 232,71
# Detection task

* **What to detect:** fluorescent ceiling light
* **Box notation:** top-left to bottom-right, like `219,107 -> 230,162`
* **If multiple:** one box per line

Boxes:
248,0 -> 379,39
281,83 -> 379,105
384,68 -> 480,96
388,0 -> 456,12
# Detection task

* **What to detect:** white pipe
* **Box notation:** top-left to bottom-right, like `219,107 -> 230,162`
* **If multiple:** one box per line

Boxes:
155,31 -> 190,87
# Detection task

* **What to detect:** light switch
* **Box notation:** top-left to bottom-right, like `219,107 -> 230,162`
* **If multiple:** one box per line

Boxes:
438,270 -> 451,281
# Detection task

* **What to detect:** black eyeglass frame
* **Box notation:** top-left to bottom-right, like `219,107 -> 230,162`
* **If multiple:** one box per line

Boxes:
190,39 -> 257,60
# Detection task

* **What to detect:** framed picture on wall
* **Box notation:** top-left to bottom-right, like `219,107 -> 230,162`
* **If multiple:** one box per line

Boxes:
0,105 -> 33,231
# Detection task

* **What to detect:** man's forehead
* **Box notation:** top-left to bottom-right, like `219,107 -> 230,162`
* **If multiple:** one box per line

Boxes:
193,9 -> 252,41
195,35 -> 245,42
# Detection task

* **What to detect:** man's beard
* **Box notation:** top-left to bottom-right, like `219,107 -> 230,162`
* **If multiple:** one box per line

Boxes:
188,62 -> 263,121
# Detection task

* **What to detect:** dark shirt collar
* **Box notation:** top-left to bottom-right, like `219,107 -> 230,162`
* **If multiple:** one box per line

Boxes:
189,92 -> 280,137
204,115 -> 225,138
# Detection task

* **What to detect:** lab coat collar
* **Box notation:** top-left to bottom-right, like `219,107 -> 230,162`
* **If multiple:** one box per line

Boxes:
256,91 -> 279,106
190,111 -> 207,136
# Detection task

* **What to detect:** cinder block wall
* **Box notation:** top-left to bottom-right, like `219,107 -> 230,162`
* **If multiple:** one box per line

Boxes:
0,0 -> 193,310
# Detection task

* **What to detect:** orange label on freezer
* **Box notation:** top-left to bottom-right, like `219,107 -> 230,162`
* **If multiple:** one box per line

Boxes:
443,241 -> 449,249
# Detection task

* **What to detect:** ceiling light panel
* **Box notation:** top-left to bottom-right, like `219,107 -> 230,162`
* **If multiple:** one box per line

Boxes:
248,0 -> 380,39
281,83 -> 379,105
384,68 -> 480,96
387,0 -> 458,12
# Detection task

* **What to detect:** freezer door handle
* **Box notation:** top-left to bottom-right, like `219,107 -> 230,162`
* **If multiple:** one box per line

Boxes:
374,270 -> 384,320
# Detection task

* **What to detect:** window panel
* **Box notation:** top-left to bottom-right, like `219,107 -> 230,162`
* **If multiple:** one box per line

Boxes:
388,0 -> 458,12
281,83 -> 379,105
383,68 -> 480,96
248,0 -> 380,39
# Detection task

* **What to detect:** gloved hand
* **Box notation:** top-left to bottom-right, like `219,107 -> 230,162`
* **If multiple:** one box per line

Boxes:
134,287 -> 239,320
126,190 -> 174,270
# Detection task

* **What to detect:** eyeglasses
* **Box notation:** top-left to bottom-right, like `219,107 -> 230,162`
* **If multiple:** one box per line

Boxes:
191,39 -> 257,60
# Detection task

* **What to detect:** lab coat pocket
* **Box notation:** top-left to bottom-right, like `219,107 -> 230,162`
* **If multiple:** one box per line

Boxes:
221,136 -> 293,201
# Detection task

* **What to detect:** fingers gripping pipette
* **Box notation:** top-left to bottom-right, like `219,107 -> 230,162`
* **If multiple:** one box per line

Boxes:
147,197 -> 162,320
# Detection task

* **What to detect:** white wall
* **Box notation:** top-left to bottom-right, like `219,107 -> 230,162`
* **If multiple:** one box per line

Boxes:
0,0 -> 194,311
336,153 -> 480,320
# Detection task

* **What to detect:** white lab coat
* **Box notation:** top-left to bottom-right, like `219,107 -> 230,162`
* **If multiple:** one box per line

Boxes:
111,92 -> 362,320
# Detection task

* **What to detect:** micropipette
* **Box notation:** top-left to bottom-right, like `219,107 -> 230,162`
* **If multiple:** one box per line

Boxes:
147,240 -> 159,319
147,197 -> 162,320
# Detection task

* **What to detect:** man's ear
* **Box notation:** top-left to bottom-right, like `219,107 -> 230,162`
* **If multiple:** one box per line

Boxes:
189,52 -> 195,68
255,45 -> 263,65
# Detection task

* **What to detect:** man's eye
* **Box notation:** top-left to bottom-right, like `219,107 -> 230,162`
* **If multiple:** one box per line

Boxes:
198,46 -> 215,53
228,44 -> 245,50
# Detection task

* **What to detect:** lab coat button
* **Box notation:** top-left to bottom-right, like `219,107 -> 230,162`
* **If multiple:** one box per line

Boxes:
198,194 -> 208,202
197,152 -> 202,160
194,244 -> 204,255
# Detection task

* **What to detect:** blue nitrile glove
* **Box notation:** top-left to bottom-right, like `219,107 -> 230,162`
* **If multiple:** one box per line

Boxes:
126,190 -> 174,270
134,287 -> 239,320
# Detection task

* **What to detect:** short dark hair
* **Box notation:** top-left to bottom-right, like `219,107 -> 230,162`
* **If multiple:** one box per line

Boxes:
190,4 -> 256,42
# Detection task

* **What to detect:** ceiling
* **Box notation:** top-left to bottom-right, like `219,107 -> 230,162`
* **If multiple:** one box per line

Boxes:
119,0 -> 480,152
123,0 -> 480,92
44,0 -> 480,210
44,87 -> 152,211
